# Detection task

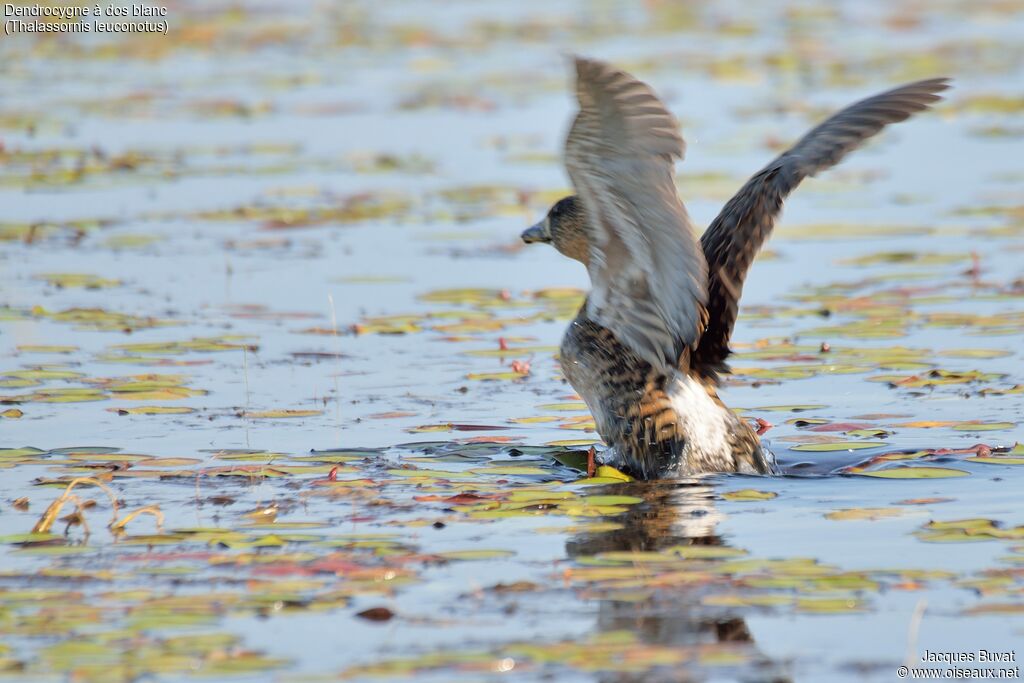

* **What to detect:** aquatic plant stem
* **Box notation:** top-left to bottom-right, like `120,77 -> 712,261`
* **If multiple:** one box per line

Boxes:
328,293 -> 342,440
904,598 -> 928,667
243,345 -> 251,448
32,476 -> 119,534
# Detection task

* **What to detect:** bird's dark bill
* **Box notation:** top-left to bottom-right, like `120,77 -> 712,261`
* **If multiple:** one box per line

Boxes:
521,222 -> 551,243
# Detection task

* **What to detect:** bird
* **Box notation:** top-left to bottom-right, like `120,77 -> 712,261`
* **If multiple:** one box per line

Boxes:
521,56 -> 949,480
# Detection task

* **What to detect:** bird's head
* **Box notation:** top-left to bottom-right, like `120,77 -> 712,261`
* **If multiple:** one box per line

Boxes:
521,195 -> 589,264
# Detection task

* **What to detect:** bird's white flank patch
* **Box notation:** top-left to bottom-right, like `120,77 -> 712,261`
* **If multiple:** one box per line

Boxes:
667,371 -> 731,458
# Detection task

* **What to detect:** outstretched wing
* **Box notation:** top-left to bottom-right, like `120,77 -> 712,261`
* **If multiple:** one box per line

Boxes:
565,56 -> 708,375
696,78 -> 950,378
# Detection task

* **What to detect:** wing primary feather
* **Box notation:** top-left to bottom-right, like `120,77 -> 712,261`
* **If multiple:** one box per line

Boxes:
696,78 -> 950,379
565,56 -> 708,374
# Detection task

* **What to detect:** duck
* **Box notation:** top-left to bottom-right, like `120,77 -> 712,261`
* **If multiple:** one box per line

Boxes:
522,57 -> 948,480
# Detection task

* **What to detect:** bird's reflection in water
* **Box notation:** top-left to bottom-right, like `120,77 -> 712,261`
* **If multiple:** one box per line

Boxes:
565,480 -> 791,682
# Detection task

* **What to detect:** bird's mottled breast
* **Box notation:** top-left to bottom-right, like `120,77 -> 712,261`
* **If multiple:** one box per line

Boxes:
559,309 -> 648,433
557,314 -> 594,399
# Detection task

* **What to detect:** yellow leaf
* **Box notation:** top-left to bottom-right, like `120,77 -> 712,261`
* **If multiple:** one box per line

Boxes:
825,507 -> 905,521
723,489 -> 778,502
594,465 -> 633,482
16,345 -> 77,354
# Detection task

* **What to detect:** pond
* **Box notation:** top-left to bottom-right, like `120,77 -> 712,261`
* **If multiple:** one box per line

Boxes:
1,0 -> 1023,680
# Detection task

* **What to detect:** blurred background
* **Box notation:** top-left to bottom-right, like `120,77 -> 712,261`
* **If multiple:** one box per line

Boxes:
2,1 -> 1024,681
3,0 -> 1023,447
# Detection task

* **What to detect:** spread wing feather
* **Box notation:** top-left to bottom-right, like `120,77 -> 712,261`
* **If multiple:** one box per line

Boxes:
565,56 -> 708,374
696,78 -> 950,378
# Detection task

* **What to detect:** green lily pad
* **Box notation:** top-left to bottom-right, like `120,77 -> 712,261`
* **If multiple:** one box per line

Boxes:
857,467 -> 970,479
437,549 -> 515,561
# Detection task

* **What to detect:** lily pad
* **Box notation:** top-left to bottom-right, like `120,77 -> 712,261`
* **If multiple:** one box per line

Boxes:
857,467 -> 970,479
